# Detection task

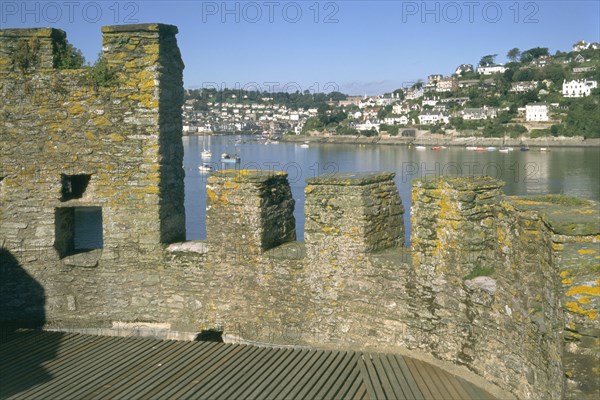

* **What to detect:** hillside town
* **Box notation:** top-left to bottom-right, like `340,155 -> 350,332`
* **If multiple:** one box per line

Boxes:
183,40 -> 599,139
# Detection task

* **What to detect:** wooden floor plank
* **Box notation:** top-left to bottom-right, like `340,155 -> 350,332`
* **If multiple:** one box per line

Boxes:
404,357 -> 440,400
305,351 -> 353,400
358,355 -> 379,400
273,350 -> 327,399
313,351 -> 355,400
393,356 -> 425,400
371,353 -> 400,399
440,369 -> 473,400
334,355 -> 363,400
427,361 -> 463,399
380,354 -> 410,399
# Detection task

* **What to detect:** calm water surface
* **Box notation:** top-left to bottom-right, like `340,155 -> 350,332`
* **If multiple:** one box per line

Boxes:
183,135 -> 600,242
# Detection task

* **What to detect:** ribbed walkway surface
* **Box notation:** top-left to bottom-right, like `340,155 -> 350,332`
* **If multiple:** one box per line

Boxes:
0,330 -> 495,399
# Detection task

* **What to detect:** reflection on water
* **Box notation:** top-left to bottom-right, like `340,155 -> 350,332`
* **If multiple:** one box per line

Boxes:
183,135 -> 600,242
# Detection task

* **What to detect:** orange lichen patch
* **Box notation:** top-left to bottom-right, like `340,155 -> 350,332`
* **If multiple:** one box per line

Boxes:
206,188 -> 218,202
566,285 -> 600,297
578,296 -> 591,305
223,181 -> 240,189
577,249 -> 597,255
562,278 -> 574,286
566,302 -> 598,320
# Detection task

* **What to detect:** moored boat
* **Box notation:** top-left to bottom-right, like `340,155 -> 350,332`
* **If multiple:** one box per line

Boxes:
220,153 -> 240,163
201,134 -> 212,158
198,163 -> 213,172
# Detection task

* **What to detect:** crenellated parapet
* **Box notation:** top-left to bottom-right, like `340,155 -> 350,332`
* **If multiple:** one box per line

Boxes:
1,24 -> 599,400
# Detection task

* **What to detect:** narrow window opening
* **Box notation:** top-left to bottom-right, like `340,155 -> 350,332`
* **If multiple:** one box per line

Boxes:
61,174 -> 91,201
55,206 -> 103,258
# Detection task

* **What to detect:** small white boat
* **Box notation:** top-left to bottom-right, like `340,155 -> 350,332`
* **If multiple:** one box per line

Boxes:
201,134 -> 212,158
415,145 -> 426,151
465,146 -> 477,151
220,153 -> 240,163
498,148 -> 509,153
198,163 -> 213,172
300,142 -> 309,148
486,147 -> 497,151
540,147 -> 549,152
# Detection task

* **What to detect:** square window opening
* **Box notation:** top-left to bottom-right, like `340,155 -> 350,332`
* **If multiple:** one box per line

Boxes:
55,206 -> 103,258
61,174 -> 91,201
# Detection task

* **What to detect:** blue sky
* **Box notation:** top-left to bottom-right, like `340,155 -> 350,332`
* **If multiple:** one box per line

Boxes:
2,1 -> 599,94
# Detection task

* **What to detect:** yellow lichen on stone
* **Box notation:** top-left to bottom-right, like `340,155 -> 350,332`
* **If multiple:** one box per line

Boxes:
93,116 -> 112,127
560,271 -> 570,278
322,226 -> 340,234
577,249 -> 597,255
143,44 -> 160,54
69,103 -> 86,115
562,278 -> 573,286
109,134 -> 124,142
224,181 -> 240,189
513,199 -> 543,205
578,296 -> 591,305
566,285 -> 600,297
565,301 -> 598,320
206,188 -> 218,203
305,185 -> 314,194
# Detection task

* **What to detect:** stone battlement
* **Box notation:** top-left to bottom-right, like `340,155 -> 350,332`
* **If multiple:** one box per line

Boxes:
1,25 -> 599,400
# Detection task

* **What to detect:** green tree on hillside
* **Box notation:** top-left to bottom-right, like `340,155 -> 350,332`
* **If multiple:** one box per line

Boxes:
507,48 -> 521,62
479,54 -> 497,66
520,47 -> 550,62
563,94 -> 600,138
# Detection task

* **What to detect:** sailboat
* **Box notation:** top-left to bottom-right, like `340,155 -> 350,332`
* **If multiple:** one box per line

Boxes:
201,134 -> 212,158
498,135 -> 513,153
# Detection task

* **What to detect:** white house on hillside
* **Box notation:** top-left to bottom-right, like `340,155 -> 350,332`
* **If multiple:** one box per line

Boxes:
477,65 -> 507,75
510,81 -> 539,93
525,103 -> 549,122
562,79 -> 598,97
418,110 -> 449,125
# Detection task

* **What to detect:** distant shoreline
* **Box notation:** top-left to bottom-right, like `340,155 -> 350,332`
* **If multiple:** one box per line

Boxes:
279,134 -> 600,148
183,131 -> 600,148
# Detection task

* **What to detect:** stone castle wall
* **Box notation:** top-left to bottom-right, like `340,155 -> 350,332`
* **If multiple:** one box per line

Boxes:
1,25 -> 599,400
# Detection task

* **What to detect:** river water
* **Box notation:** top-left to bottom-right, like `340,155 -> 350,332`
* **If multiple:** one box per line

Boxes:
183,135 -> 600,242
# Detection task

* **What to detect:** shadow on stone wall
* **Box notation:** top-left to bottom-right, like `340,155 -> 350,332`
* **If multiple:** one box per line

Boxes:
0,248 -> 57,398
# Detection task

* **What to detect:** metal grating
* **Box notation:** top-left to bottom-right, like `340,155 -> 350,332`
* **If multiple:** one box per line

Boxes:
0,330 -> 495,399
